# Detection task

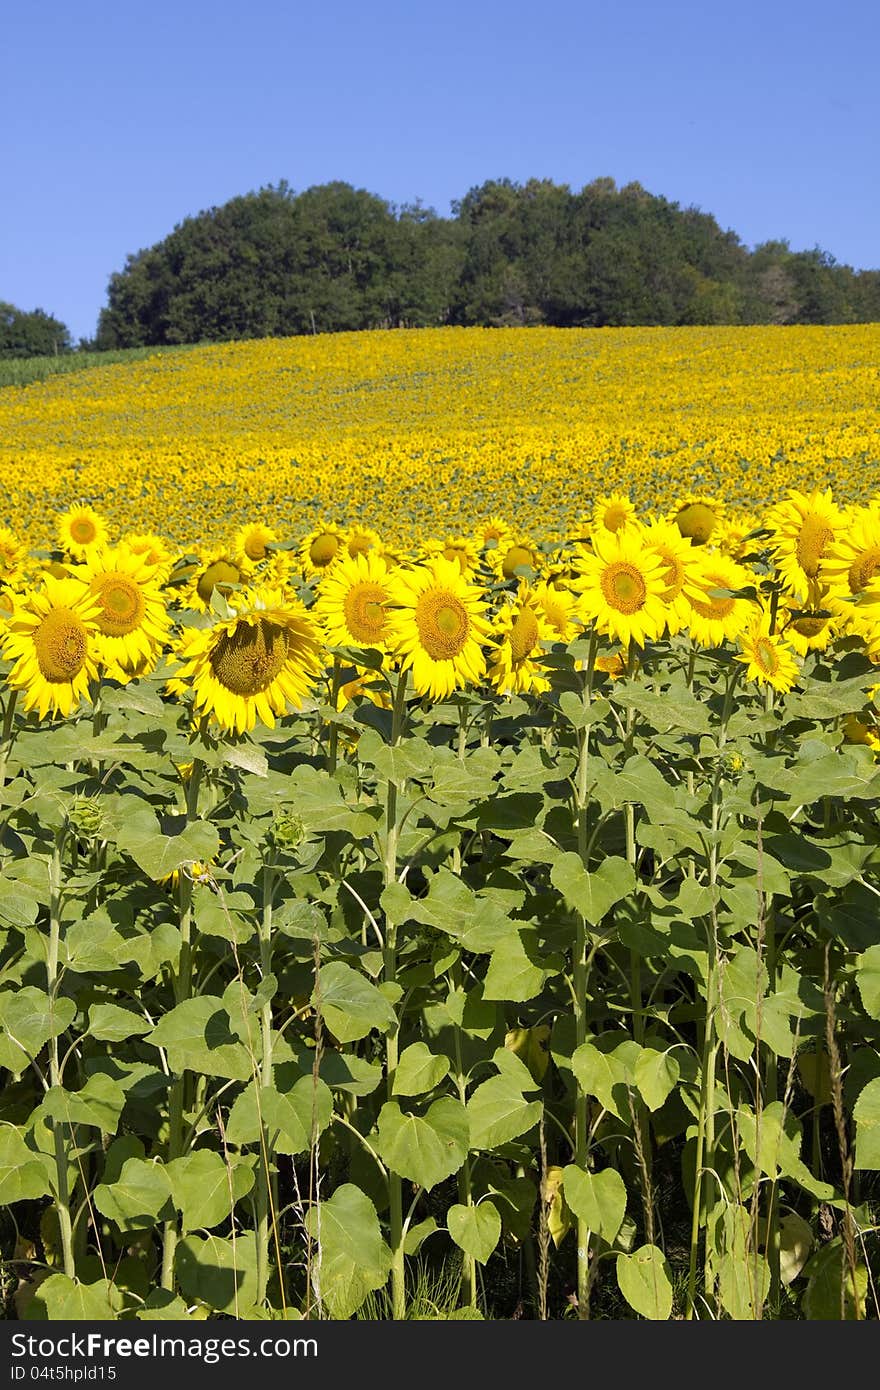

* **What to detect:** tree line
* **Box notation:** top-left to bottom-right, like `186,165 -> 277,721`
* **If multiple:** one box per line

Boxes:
4,178 -> 879,357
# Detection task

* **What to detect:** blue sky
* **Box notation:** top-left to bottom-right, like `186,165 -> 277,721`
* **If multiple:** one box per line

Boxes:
3,0 -> 878,341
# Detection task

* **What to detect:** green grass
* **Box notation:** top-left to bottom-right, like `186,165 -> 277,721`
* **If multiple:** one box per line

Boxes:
0,343 -> 199,390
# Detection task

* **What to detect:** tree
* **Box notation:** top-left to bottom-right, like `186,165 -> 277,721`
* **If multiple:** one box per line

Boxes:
0,303 -> 73,358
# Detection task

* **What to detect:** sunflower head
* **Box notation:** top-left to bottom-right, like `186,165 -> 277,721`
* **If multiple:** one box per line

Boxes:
488,582 -> 554,696
184,549 -> 250,612
591,492 -> 636,536
0,528 -> 27,589
386,557 -> 492,700
301,522 -> 344,576
671,496 -> 723,546
765,488 -> 842,599
235,521 -> 278,565
1,574 -> 102,719
57,505 -> 110,561
736,613 -> 799,694
78,544 -> 171,672
576,530 -> 668,648
315,551 -> 392,652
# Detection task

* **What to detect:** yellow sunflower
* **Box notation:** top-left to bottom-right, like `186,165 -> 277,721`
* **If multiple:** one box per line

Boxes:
670,495 -> 724,547
487,538 -> 540,582
765,488 -> 842,600
1,575 -> 102,718
736,614 -> 799,694
0,528 -> 27,590
346,524 -> 382,559
532,579 -> 580,645
314,551 -> 392,652
591,492 -> 636,535
475,517 -> 512,551
822,510 -> 880,633
56,505 -> 110,561
183,548 -> 250,612
171,587 -> 324,734
78,545 -> 171,672
575,529 -> 668,648
425,535 -> 480,577
639,518 -> 699,637
235,521 -> 278,566
125,532 -> 176,583
301,521 -> 345,577
684,554 -> 756,648
718,511 -> 764,561
386,557 -> 492,700
488,582 -> 554,696
779,584 -> 837,656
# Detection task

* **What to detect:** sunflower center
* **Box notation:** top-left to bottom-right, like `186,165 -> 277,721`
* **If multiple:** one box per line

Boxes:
443,545 -> 469,570
502,544 -> 533,579
795,514 -> 834,577
601,562 -> 647,614
33,607 -> 89,682
509,607 -> 540,661
792,615 -> 827,638
93,574 -> 146,635
690,575 -> 735,621
348,534 -> 374,557
244,531 -> 269,561
754,638 -> 780,675
342,582 -> 387,644
210,619 -> 290,695
849,547 -> 880,593
675,503 -> 717,545
70,516 -> 97,545
197,559 -> 240,605
602,503 -> 630,532
414,591 -> 470,659
310,533 -> 339,567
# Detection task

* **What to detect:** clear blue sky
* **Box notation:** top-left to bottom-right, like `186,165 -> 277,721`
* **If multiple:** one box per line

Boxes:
3,0 -> 878,342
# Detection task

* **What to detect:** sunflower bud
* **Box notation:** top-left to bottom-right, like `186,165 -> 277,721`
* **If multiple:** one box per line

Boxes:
66,795 -> 105,840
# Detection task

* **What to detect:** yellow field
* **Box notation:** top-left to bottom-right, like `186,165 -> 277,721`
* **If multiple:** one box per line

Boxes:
1,324 -> 879,547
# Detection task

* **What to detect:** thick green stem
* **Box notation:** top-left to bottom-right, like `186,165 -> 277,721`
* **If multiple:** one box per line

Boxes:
384,672 -> 408,1319
255,866 -> 277,1306
161,759 -> 203,1291
573,630 -> 598,1319
0,687 -> 18,790
48,830 -> 76,1279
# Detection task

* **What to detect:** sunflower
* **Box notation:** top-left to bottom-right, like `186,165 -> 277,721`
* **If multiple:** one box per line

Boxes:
234,521 -> 278,566
0,528 -> 27,590
718,511 -> 764,561
487,538 -> 540,582
736,614 -> 799,694
488,582 -> 554,696
822,510 -> 880,633
125,532 -> 176,583
575,529 -> 668,648
386,557 -> 492,700
670,495 -> 723,546
184,548 -> 250,612
765,488 -> 842,600
639,518 -> 699,637
346,524 -> 382,559
301,522 -> 344,577
314,551 -> 392,652
56,505 -> 110,561
684,554 -> 755,648
1,575 -> 102,718
779,583 -> 837,656
425,535 -> 480,577
475,517 -> 512,550
171,587 -> 324,734
532,579 -> 580,645
79,545 -> 171,672
591,492 -> 636,535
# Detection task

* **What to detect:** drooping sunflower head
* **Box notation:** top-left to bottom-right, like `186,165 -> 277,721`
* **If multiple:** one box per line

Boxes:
0,528 -> 27,590
591,492 -> 636,536
736,612 -> 800,695
184,548 -> 250,612
670,496 -> 723,547
171,587 -> 324,735
314,551 -> 392,653
488,581 -> 555,696
487,538 -> 539,582
765,488 -> 842,599
346,524 -> 382,560
301,521 -> 344,577
683,554 -> 756,648
235,521 -> 278,566
56,504 -> 110,561
1,574 -> 102,719
575,529 -> 668,648
386,557 -> 492,700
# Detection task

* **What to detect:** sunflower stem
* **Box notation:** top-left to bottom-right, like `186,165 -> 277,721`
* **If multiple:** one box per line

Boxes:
48,828 -> 76,1280
255,864 -> 277,1308
0,687 -> 18,790
383,669 -> 408,1320
327,656 -> 342,774
573,627 -> 598,1319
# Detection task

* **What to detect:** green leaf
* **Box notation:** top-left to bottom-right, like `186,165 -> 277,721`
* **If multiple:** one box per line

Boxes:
467,1074 -> 542,1150
392,1042 -> 450,1097
616,1245 -> 673,1319
550,853 -> 635,925
562,1165 -> 627,1244
0,987 -> 76,1072
856,944 -> 880,1021
447,1202 -> 501,1264
716,1204 -> 770,1320
146,996 -> 253,1081
93,1157 -> 174,1230
571,1041 -> 632,1120
41,1074 -> 126,1134
404,1216 -> 438,1256
305,1185 -> 391,1320
166,1150 -> 254,1232
802,1239 -> 867,1320
87,1002 -> 152,1042
482,931 -> 547,1002
176,1233 -> 258,1316
634,1047 -> 680,1112
0,1125 -> 53,1203
226,1077 -> 334,1155
315,961 -> 397,1043
113,814 -> 221,881
28,1274 -> 121,1321
375,1097 -> 469,1190
853,1077 -> 880,1170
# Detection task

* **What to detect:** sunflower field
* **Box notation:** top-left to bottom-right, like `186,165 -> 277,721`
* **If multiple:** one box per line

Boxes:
1,325 -> 880,1322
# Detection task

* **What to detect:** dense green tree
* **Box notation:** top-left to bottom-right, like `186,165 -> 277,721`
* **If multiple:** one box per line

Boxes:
0,302 -> 72,358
